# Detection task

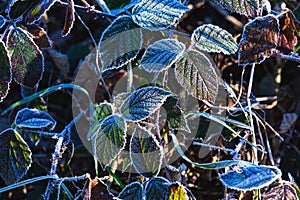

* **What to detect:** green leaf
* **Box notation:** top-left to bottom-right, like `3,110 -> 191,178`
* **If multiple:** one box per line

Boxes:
211,0 -> 260,17
132,0 -> 189,31
0,41 -> 12,103
28,97 -> 47,112
14,108 -> 56,130
118,181 -> 144,200
120,86 -> 172,122
6,27 -> 44,88
192,24 -> 237,55
175,50 -> 219,103
61,0 -> 75,37
238,14 -> 280,65
0,129 -> 32,185
99,15 -> 142,71
166,183 -> 189,200
145,176 -> 170,200
130,126 -> 163,178
141,39 -> 185,72
87,103 -> 113,140
93,114 -> 127,169
163,96 -> 190,132
7,0 -> 38,20
219,165 -> 282,191
23,0 -> 57,24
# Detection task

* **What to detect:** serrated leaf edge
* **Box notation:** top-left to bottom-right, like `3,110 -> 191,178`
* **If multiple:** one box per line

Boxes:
191,24 -> 237,55
99,15 -> 143,71
6,26 -> 45,88
218,165 -> 282,191
132,0 -> 189,31
93,114 -> 127,170
0,40 -> 12,103
174,49 -> 219,102
129,125 -> 164,177
141,38 -> 186,72
0,128 -> 32,184
120,86 -> 172,122
14,108 -> 56,130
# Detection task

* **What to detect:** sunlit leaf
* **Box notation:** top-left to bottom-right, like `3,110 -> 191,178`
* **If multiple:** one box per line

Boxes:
145,176 -> 170,199
175,50 -> 219,103
278,10 -> 298,54
130,126 -> 163,177
0,41 -> 12,103
28,97 -> 47,112
14,108 -> 56,130
93,114 -> 127,168
192,24 -> 237,55
61,0 -> 75,37
87,103 -> 113,140
23,24 -> 52,49
6,27 -> 44,88
132,0 -> 188,30
238,14 -> 280,65
166,183 -> 189,200
210,0 -> 260,17
99,15 -> 142,71
23,0 -> 57,24
118,181 -> 143,200
120,86 -> 172,122
141,39 -> 185,72
163,96 -> 190,132
0,129 -> 32,185
219,165 -> 282,191
262,181 -> 299,200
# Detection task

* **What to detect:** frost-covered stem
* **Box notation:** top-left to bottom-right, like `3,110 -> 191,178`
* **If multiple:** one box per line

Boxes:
127,62 -> 133,93
95,0 -> 111,14
44,110 -> 87,200
56,0 -> 116,19
247,64 -> 258,164
192,141 -> 236,155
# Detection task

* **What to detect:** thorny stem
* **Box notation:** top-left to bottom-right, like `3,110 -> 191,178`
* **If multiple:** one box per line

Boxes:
44,109 -> 88,200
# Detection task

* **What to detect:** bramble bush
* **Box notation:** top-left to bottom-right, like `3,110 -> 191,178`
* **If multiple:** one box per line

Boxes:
0,0 -> 299,199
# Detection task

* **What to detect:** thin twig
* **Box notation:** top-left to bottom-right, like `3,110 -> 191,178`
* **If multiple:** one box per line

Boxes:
44,109 -> 88,200
56,0 -> 117,19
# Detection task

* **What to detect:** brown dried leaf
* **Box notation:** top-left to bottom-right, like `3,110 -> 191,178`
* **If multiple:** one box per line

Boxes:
238,14 -> 280,65
263,181 -> 299,200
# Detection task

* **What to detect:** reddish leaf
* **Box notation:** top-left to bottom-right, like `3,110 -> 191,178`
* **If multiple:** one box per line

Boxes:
61,0 -> 75,37
263,181 -> 299,200
0,41 -> 12,102
6,27 -> 44,88
277,10 -> 298,54
238,14 -> 280,65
